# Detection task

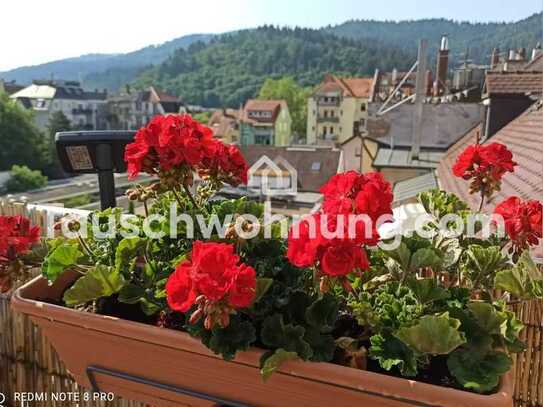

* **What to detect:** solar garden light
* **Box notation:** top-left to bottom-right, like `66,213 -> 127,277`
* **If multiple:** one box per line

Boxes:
55,131 -> 135,209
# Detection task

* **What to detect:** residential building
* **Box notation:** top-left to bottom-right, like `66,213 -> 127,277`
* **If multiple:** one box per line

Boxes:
208,108 -> 239,143
239,100 -> 291,146
220,145 -> 343,214
481,70 -> 543,139
307,74 -> 373,145
10,80 -> 108,130
107,86 -> 184,130
438,99 -> 543,257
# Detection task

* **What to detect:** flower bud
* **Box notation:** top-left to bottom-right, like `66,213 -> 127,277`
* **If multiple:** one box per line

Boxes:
204,314 -> 215,330
189,308 -> 203,324
319,277 -> 329,293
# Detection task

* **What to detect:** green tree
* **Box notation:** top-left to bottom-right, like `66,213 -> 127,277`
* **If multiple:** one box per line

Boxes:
6,165 -> 48,193
0,92 -> 47,171
192,111 -> 212,124
45,111 -> 71,178
258,77 -> 312,138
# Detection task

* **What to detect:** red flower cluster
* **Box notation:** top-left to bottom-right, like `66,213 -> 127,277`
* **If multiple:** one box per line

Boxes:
0,215 -> 40,262
125,114 -> 248,186
287,171 -> 393,290
166,241 -> 256,329
494,197 -> 542,252
0,215 -> 41,293
453,142 -> 516,197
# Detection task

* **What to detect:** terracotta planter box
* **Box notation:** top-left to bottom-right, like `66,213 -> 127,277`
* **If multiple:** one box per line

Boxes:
12,275 -> 514,407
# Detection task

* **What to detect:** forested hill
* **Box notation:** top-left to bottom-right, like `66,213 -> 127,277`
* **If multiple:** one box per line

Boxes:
134,26 -> 414,107
327,12 -> 543,65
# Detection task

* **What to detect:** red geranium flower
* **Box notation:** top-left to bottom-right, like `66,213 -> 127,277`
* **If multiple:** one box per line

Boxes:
0,215 -> 41,293
165,241 -> 256,328
0,215 -> 41,261
494,197 -> 543,252
124,114 -> 248,188
320,240 -> 369,277
453,142 -> 516,197
166,263 -> 197,313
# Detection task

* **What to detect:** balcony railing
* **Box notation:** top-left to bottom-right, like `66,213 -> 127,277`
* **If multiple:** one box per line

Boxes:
72,107 -> 93,115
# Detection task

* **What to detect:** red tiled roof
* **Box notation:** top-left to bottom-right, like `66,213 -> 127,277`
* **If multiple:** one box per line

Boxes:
208,109 -> 238,138
485,71 -> 543,95
437,101 -> 543,257
241,99 -> 287,124
315,75 -> 373,98
155,90 -> 179,103
523,53 -> 543,72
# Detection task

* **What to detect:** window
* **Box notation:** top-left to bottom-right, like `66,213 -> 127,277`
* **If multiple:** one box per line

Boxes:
340,110 -> 343,116
360,118 -> 366,127
330,110 -> 335,117
323,126 -> 327,134
330,126 -> 334,134
360,103 -> 366,112
311,162 -> 321,171
324,110 -> 328,118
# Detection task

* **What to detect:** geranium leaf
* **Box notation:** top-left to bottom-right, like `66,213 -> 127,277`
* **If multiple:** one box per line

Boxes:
305,293 -> 339,331
448,349 -> 511,393
369,333 -> 418,376
206,316 -> 257,361
118,283 -> 146,304
254,278 -> 273,304
494,251 -> 543,299
260,348 -> 298,382
114,237 -> 145,273
261,314 -> 285,348
304,328 -> 335,362
468,302 -> 507,335
395,313 -> 466,355
63,265 -> 125,306
409,248 -> 442,272
408,278 -> 450,304
42,241 -> 83,283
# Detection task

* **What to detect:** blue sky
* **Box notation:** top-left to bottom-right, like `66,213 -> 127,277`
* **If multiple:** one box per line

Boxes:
1,0 -> 541,71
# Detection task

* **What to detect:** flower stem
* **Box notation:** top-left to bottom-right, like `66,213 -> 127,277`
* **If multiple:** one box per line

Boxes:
182,184 -> 198,208
478,188 -> 485,212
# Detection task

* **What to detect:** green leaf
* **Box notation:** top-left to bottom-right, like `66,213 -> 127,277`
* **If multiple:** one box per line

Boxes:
409,248 -> 442,272
463,245 -> 509,289
205,317 -> 257,361
408,278 -> 450,304
395,313 -> 466,355
43,241 -> 83,283
468,302 -> 507,335
118,283 -> 146,304
261,314 -> 312,360
303,328 -> 335,362
115,237 -> 145,273
260,349 -> 298,382
63,265 -> 125,306
370,333 -> 418,376
305,293 -> 339,331
254,278 -> 273,304
448,349 -> 512,393
388,242 -> 411,271
494,251 -> 543,299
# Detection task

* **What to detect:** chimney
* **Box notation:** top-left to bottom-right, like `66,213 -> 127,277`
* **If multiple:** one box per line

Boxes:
532,42 -> 542,61
425,69 -> 433,96
391,68 -> 398,85
125,84 -> 131,94
518,48 -> 526,61
490,47 -> 500,69
433,35 -> 449,97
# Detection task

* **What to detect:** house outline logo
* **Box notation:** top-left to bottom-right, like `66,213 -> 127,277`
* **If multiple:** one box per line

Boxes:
248,155 -> 298,196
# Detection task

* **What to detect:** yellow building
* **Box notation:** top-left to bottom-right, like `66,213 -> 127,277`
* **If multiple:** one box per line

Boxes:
306,74 -> 373,145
